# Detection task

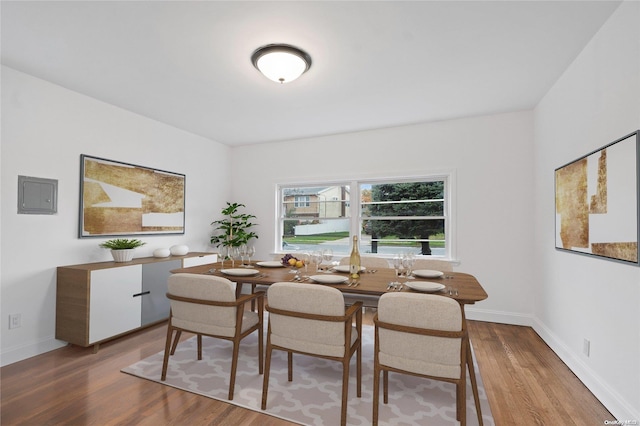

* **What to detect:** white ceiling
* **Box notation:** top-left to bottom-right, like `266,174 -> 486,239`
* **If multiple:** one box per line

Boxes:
1,1 -> 621,146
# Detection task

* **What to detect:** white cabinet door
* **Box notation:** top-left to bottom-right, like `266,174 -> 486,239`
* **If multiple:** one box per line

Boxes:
89,265 -> 142,344
182,254 -> 217,267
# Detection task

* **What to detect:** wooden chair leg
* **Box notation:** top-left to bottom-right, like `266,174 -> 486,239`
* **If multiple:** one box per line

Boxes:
340,360 -> 350,426
287,352 -> 293,382
356,340 -> 362,398
372,366 -> 380,426
197,334 -> 203,360
161,325 -> 174,381
383,370 -> 389,404
467,343 -> 484,426
251,285 -> 256,311
258,325 -> 264,375
458,369 -> 467,425
228,339 -> 240,400
170,329 -> 182,355
261,342 -> 273,410
258,301 -> 264,375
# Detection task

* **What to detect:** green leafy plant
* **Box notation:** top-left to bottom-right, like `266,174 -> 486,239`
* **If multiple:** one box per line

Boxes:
210,202 -> 258,248
99,238 -> 146,250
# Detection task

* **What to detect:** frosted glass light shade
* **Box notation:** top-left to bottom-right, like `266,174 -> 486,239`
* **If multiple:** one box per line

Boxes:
252,44 -> 311,84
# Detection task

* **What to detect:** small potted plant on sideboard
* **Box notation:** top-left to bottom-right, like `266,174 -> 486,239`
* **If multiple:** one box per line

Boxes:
99,238 -> 146,262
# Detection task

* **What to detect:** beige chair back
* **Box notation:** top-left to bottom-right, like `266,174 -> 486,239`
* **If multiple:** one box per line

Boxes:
339,256 -> 389,269
267,282 -> 347,357
167,273 -> 238,337
411,258 -> 453,272
377,293 -> 462,379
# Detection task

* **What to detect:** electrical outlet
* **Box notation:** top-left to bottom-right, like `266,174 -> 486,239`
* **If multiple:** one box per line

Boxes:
583,338 -> 590,357
9,314 -> 21,329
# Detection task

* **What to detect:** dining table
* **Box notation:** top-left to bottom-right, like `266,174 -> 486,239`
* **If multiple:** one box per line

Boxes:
169,260 -> 488,310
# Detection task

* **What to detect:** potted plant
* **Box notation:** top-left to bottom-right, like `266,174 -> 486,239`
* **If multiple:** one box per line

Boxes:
210,202 -> 258,250
99,238 -> 146,262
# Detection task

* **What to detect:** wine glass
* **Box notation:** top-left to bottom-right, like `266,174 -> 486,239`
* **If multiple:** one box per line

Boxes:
404,253 -> 416,279
300,252 -> 310,274
322,249 -> 333,272
392,255 -> 402,278
228,247 -> 239,268
245,246 -> 255,266
218,246 -> 228,269
238,244 -> 248,266
312,251 -> 323,272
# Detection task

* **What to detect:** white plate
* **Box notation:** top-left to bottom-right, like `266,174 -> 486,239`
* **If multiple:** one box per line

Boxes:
412,269 -> 444,278
221,268 -> 260,277
332,265 -> 366,273
309,274 -> 349,284
256,261 -> 284,268
405,281 -> 446,293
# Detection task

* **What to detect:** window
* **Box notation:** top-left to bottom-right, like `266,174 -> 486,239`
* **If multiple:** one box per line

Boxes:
277,175 -> 452,259
294,195 -> 310,207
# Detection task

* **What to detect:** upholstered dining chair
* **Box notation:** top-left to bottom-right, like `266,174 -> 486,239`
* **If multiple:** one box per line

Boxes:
261,282 -> 363,426
372,292 -> 483,426
338,255 -> 390,269
411,258 -> 453,272
161,273 -> 264,401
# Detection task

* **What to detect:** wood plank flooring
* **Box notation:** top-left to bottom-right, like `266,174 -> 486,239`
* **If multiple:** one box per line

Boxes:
2,317 -> 613,425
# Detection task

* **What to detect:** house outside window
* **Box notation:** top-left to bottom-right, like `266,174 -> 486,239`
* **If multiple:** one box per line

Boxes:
277,174 -> 452,258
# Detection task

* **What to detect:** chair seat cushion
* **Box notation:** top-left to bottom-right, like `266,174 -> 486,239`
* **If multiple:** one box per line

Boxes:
379,352 -> 461,379
271,326 -> 358,357
173,310 -> 260,338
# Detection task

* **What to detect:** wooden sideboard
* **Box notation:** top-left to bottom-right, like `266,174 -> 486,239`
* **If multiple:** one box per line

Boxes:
56,252 -> 217,352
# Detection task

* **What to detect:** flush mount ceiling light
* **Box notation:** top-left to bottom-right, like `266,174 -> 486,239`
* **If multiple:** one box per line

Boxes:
251,44 -> 312,84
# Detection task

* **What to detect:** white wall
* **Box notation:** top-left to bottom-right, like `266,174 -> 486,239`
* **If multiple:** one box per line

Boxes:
533,1 -> 640,420
0,66 -> 230,365
231,110 -> 536,324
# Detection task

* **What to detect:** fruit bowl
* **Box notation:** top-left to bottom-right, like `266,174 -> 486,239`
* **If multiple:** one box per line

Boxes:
281,253 -> 305,269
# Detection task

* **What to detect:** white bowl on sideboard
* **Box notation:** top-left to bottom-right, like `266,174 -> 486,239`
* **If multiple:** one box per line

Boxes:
170,245 -> 189,256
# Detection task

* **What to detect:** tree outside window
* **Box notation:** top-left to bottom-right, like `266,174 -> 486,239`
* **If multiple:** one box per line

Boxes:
363,181 -> 445,255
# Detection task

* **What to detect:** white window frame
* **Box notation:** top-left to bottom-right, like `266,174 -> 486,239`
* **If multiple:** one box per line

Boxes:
276,171 -> 455,261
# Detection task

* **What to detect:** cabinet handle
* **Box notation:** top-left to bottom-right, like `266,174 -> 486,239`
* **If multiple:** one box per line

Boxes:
132,291 -> 151,298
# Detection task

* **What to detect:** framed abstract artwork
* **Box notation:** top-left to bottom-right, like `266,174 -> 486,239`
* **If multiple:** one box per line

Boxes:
555,130 -> 639,265
79,155 -> 185,237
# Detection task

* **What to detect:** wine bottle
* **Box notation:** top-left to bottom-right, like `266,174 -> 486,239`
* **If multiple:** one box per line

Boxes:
349,236 -> 361,279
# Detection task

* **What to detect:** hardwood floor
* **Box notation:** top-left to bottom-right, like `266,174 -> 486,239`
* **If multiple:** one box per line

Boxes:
467,321 -> 613,426
1,316 -> 613,425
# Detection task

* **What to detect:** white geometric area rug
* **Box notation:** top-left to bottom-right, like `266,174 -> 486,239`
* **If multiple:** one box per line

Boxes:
122,325 -> 494,426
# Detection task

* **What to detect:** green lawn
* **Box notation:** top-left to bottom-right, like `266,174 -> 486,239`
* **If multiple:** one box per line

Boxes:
284,232 -> 349,244
284,232 -> 445,248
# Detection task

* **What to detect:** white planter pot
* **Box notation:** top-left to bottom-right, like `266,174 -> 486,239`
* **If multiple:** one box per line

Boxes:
111,249 -> 135,262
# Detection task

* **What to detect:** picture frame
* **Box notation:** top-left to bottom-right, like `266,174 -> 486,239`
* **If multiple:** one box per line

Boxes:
79,154 -> 185,238
555,130 -> 639,265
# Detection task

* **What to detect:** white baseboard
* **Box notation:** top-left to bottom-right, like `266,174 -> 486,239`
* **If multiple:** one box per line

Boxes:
465,307 -> 638,421
531,318 -> 639,422
465,306 -> 534,326
1,336 -> 67,367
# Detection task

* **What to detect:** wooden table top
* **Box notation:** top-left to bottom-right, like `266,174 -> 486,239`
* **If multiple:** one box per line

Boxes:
170,261 -> 488,306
